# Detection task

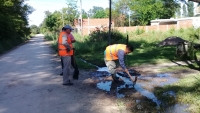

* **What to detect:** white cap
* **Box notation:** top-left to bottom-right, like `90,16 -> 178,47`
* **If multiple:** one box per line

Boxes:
63,25 -> 74,30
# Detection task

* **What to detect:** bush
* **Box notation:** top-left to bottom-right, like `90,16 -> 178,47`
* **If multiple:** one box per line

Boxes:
88,29 -> 126,44
135,28 -> 145,35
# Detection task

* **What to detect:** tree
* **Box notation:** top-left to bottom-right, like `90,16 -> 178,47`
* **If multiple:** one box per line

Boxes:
91,6 -> 104,14
112,0 -> 130,27
30,25 -> 39,34
188,1 -> 194,17
182,4 -> 188,17
175,5 -> 181,18
82,9 -> 88,19
128,0 -> 180,25
88,6 -> 104,18
40,1 -> 79,34
93,10 -> 107,18
0,0 -> 34,53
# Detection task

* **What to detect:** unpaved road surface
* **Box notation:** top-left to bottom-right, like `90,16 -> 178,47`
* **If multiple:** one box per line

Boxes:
1,34 -> 198,113
0,35 -> 125,113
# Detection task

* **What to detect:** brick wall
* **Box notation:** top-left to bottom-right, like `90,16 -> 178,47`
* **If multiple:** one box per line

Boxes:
75,18 -> 194,36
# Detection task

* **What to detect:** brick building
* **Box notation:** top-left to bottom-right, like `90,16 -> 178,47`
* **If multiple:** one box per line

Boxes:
74,17 -> 199,36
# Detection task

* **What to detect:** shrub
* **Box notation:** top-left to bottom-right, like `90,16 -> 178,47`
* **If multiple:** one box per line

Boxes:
135,28 -> 145,35
88,29 -> 126,44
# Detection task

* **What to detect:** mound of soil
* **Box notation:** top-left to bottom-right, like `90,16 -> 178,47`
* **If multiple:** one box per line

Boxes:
158,36 -> 188,47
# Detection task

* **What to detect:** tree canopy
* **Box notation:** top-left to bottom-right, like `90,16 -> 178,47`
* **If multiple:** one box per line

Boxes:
0,0 -> 34,53
128,0 -> 180,25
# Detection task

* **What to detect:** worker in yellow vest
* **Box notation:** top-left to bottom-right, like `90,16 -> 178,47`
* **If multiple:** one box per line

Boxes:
58,25 -> 74,85
104,44 -> 137,83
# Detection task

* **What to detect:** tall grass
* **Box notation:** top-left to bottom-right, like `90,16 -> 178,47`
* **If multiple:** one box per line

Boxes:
45,27 -> 200,67
155,75 -> 200,113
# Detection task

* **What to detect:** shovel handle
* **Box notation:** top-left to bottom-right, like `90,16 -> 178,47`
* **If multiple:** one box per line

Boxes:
125,69 -> 137,83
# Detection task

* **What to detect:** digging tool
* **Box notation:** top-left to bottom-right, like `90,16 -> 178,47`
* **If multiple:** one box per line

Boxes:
126,34 -> 129,45
125,35 -> 137,83
71,49 -> 79,80
125,69 -> 137,83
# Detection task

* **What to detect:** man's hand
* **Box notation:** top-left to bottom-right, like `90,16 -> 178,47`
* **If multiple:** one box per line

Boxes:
66,45 -> 71,52
67,48 -> 70,52
124,69 -> 137,83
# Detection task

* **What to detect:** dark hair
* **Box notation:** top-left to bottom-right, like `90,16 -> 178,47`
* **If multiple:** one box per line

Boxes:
126,45 -> 134,52
62,27 -> 66,31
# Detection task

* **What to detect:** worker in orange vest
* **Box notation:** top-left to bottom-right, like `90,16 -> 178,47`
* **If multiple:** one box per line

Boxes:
104,44 -> 137,83
60,27 -> 76,76
58,25 -> 74,85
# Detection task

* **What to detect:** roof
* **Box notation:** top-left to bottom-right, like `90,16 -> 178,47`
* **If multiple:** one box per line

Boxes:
151,18 -> 194,23
188,0 -> 200,3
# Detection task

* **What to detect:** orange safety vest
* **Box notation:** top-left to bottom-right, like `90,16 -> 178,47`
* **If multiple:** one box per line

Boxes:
58,31 -> 73,56
105,44 -> 126,61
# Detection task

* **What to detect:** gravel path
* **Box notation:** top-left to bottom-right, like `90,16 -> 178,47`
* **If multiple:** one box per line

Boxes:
0,34 -> 126,113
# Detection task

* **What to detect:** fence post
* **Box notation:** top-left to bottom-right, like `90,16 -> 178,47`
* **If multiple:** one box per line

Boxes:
157,25 -> 159,31
124,27 -> 126,33
167,25 -> 169,31
146,26 -> 148,32
177,21 -> 179,30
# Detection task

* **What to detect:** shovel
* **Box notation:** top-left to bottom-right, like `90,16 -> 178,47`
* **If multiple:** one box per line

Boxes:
71,49 -> 79,80
126,71 -> 137,84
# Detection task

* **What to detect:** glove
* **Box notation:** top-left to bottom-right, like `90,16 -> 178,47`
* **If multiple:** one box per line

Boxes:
67,48 -> 70,52
66,45 -> 71,52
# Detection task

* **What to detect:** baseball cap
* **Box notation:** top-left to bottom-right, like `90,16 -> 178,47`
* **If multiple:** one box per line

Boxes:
63,25 -> 74,30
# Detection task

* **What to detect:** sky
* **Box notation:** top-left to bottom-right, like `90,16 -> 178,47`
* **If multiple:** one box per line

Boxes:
25,0 -> 109,26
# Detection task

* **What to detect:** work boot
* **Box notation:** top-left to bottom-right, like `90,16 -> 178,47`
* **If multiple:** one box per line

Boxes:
111,74 -> 120,82
63,80 -> 73,86
60,72 -> 63,76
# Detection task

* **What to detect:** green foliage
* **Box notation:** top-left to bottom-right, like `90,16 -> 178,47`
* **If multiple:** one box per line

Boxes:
46,26 -> 200,68
129,0 -> 180,25
182,4 -> 188,17
0,0 -> 33,54
188,1 -> 194,17
155,75 -> 200,113
135,28 -> 145,35
169,28 -> 175,34
112,0 -> 130,27
92,10 -> 107,18
40,2 -> 78,34
30,25 -> 39,34
179,28 -> 184,33
89,6 -> 104,17
88,29 -> 126,44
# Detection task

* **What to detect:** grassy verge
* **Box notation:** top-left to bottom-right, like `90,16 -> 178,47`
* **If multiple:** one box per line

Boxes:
44,27 -> 200,69
154,75 -> 200,113
159,62 -> 200,73
0,35 -> 31,55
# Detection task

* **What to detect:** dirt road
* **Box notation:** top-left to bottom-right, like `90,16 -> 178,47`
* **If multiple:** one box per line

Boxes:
0,35 -> 126,113
1,34 -> 197,113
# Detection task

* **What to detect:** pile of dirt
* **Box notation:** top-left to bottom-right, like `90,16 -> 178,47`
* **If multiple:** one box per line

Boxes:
158,36 -> 188,47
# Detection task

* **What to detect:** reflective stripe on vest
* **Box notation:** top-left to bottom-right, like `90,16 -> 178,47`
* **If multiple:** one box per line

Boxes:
105,44 -> 126,61
57,31 -> 73,56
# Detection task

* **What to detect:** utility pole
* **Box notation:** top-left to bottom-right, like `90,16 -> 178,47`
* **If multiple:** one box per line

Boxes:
129,11 -> 130,27
108,0 -> 112,45
80,0 -> 83,38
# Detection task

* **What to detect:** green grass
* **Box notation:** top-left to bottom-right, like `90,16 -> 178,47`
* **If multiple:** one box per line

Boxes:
154,75 -> 200,113
160,66 -> 191,73
75,58 -> 97,70
44,27 -> 200,69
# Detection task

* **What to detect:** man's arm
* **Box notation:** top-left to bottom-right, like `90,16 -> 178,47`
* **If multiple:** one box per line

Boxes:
118,50 -> 126,70
62,34 -> 71,51
69,34 -> 76,43
118,50 -> 137,82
